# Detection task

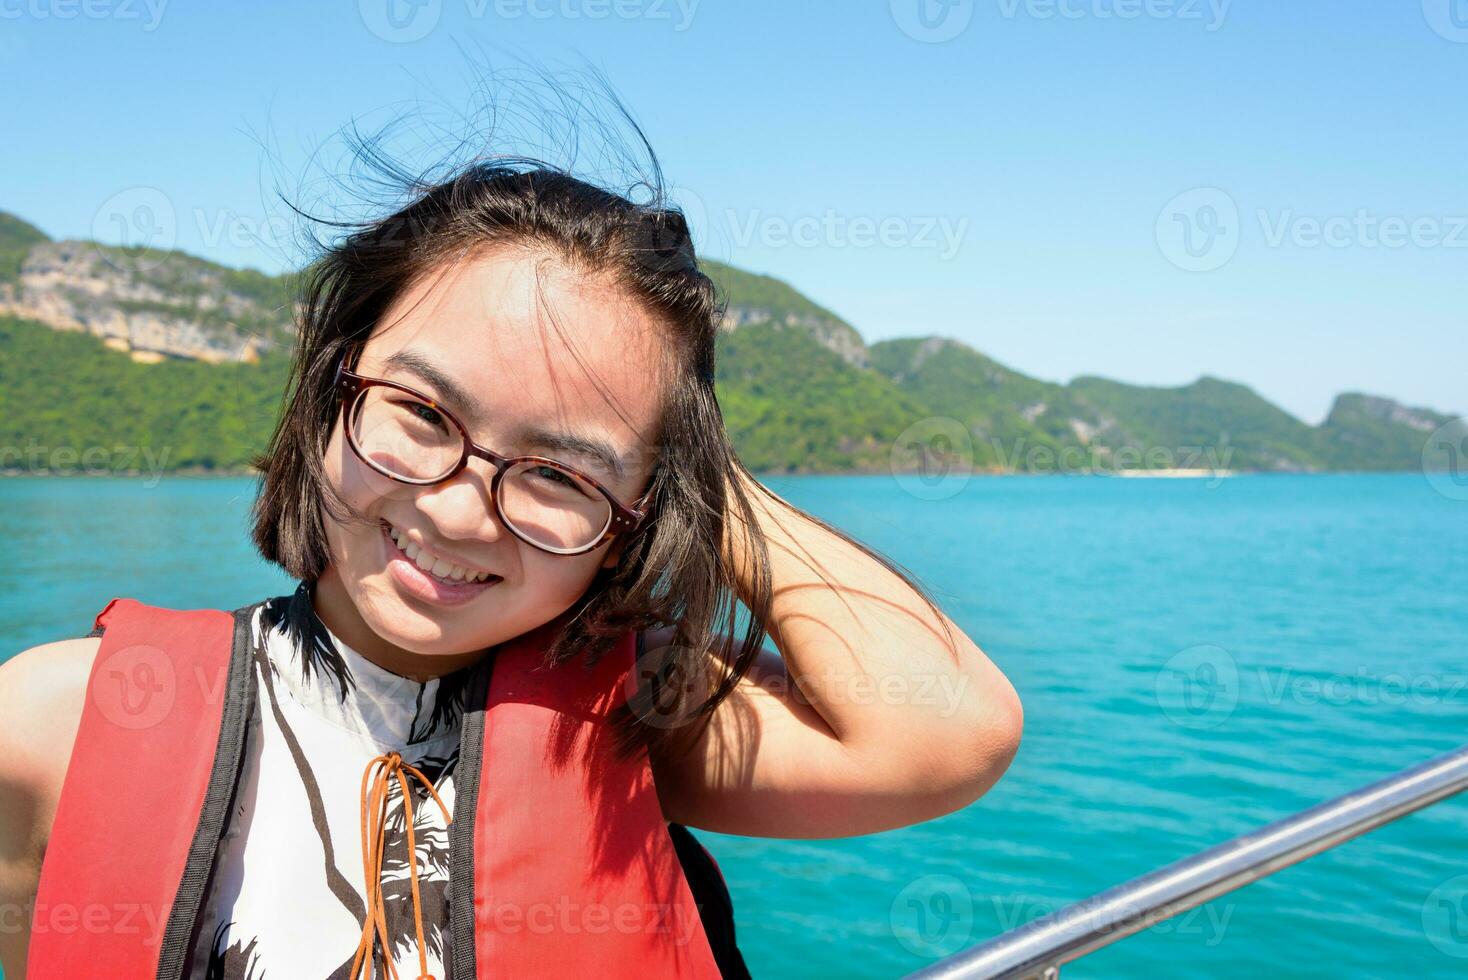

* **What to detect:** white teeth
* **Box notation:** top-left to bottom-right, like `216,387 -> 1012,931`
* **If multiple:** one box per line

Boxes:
387,523 -> 495,584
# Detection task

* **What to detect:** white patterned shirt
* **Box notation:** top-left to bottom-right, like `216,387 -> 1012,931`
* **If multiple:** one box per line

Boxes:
184,582 -> 472,980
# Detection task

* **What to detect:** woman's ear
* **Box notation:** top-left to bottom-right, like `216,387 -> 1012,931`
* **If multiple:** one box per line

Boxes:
599,536 -> 627,571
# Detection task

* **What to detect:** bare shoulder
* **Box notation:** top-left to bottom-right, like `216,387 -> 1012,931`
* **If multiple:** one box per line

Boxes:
0,636 -> 100,810
0,636 -> 99,980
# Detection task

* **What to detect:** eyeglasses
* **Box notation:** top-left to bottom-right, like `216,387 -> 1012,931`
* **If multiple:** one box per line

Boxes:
334,359 -> 652,556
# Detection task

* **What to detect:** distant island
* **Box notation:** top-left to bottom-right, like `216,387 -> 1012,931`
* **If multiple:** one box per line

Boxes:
0,208 -> 1456,477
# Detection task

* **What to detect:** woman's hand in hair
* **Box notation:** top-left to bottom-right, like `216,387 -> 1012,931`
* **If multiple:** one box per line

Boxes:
645,468 -> 1023,839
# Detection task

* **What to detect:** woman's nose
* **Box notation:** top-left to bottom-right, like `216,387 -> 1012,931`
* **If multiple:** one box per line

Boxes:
412,464 -> 508,544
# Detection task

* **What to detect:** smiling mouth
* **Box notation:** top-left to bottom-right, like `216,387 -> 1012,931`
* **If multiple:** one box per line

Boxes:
380,519 -> 502,587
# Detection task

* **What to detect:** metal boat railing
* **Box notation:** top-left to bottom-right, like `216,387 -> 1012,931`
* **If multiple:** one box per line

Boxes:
903,743 -> 1468,980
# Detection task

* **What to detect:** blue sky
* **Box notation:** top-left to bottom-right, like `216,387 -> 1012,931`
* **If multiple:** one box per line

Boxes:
2,0 -> 1463,423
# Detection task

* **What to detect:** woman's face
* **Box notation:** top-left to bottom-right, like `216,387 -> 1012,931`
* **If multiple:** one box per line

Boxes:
316,245 -> 667,677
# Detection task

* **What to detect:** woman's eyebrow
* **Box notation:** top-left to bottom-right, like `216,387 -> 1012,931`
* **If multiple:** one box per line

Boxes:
383,349 -> 485,421
382,349 -> 626,481
519,428 -> 627,481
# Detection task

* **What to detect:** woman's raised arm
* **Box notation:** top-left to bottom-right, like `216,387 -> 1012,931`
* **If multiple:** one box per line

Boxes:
647,472 -> 1023,839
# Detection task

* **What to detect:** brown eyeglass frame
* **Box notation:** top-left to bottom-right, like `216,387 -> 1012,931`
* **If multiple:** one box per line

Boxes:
334,359 -> 653,556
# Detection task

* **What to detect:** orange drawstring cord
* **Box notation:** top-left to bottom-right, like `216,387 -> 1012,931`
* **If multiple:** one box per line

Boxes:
349,751 -> 453,980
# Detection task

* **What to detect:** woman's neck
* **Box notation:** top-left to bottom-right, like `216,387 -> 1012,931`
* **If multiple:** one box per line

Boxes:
309,571 -> 489,682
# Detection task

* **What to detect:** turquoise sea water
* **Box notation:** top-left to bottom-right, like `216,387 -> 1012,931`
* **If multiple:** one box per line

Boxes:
3,473 -> 1466,978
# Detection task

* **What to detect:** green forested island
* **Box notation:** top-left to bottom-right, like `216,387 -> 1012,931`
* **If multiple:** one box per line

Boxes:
0,209 -> 1454,476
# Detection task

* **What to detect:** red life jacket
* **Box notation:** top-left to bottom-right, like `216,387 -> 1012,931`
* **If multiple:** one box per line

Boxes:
27,594 -> 723,979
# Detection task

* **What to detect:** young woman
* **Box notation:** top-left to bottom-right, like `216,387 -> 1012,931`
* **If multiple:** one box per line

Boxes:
0,164 -> 1023,979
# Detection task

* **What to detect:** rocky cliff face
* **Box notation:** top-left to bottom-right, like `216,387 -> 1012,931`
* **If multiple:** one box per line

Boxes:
718,303 -> 869,369
0,241 -> 291,364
